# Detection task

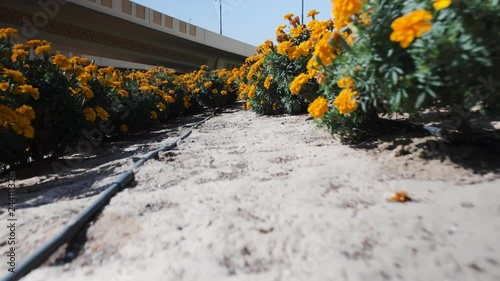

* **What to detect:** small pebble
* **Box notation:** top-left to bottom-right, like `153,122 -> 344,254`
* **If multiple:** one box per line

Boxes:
461,201 -> 475,208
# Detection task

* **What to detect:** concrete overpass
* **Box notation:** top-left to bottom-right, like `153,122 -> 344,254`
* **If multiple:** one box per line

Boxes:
0,0 -> 256,72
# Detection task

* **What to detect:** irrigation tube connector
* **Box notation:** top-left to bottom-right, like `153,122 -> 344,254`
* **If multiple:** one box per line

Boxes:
2,112 -> 216,281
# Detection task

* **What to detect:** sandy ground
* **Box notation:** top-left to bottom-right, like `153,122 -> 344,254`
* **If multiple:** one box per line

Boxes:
1,107 -> 500,281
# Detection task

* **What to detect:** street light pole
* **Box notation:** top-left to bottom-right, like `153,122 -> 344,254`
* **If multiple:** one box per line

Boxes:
301,0 -> 304,24
219,0 -> 222,35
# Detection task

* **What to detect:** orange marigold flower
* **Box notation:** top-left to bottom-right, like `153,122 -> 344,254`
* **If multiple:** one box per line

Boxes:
94,106 -> 109,120
157,102 -> 166,111
283,13 -> 294,21
313,34 -> 337,66
0,82 -> 9,92
117,89 -> 128,97
11,48 -> 29,63
290,73 -> 309,95
0,28 -> 18,39
84,107 -> 97,122
337,77 -> 355,89
307,9 -> 320,18
16,84 -> 40,99
275,24 -> 287,36
433,0 -> 451,11
3,69 -> 26,84
331,0 -> 364,29
264,75 -> 272,89
308,96 -> 329,119
277,41 -> 292,55
290,26 -> 304,38
333,88 -> 359,114
34,44 -> 51,55
52,54 -> 71,69
390,10 -> 433,48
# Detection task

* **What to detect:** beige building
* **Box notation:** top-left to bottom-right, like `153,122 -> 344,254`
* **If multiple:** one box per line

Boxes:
0,0 -> 256,72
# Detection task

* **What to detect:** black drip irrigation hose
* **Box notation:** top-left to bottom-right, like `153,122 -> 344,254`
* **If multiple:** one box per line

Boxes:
2,112 -> 216,281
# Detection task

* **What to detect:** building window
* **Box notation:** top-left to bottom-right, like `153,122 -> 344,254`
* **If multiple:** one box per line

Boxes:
101,0 -> 112,8
153,11 -> 161,25
165,16 -> 173,29
136,4 -> 146,20
122,0 -> 132,15
189,25 -> 196,36
179,21 -> 187,33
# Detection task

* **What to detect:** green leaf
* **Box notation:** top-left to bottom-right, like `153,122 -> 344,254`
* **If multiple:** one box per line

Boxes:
415,93 -> 426,109
391,71 -> 398,85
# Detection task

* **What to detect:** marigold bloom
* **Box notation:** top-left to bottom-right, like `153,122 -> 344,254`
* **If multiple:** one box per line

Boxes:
221,90 -> 227,96
307,9 -> 320,18
290,26 -> 304,38
84,107 -> 97,122
11,48 -> 29,63
26,39 -> 49,47
287,45 -> 300,60
117,89 -> 128,97
5,105 -> 36,138
331,0 -> 364,29
157,102 -> 166,111
16,84 -> 40,99
94,106 -> 109,120
296,41 -> 312,57
359,12 -> 371,25
139,85 -> 152,92
81,85 -> 94,100
313,34 -> 337,66
150,111 -> 158,119
333,88 -> 359,114
163,94 -> 175,103
52,54 -> 70,69
275,24 -> 287,36
0,82 -> 9,92
3,69 -> 26,84
84,64 -> 98,74
183,95 -> 192,108
69,87 -> 80,95
390,10 -> 433,48
204,81 -> 213,88
0,28 -> 18,38
290,73 -> 309,95
307,57 -> 320,79
16,104 -> 36,120
247,85 -> 256,99
212,88 -> 219,94
34,44 -> 51,55
264,75 -> 272,89
284,13 -> 294,21
277,41 -> 292,55
433,0 -> 451,10
308,96 -> 329,119
337,77 -> 355,89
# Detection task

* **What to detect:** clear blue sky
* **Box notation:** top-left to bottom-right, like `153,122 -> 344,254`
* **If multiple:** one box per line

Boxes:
132,0 -> 333,47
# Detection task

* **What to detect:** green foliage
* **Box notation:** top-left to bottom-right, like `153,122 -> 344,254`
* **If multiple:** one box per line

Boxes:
319,0 -> 500,141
